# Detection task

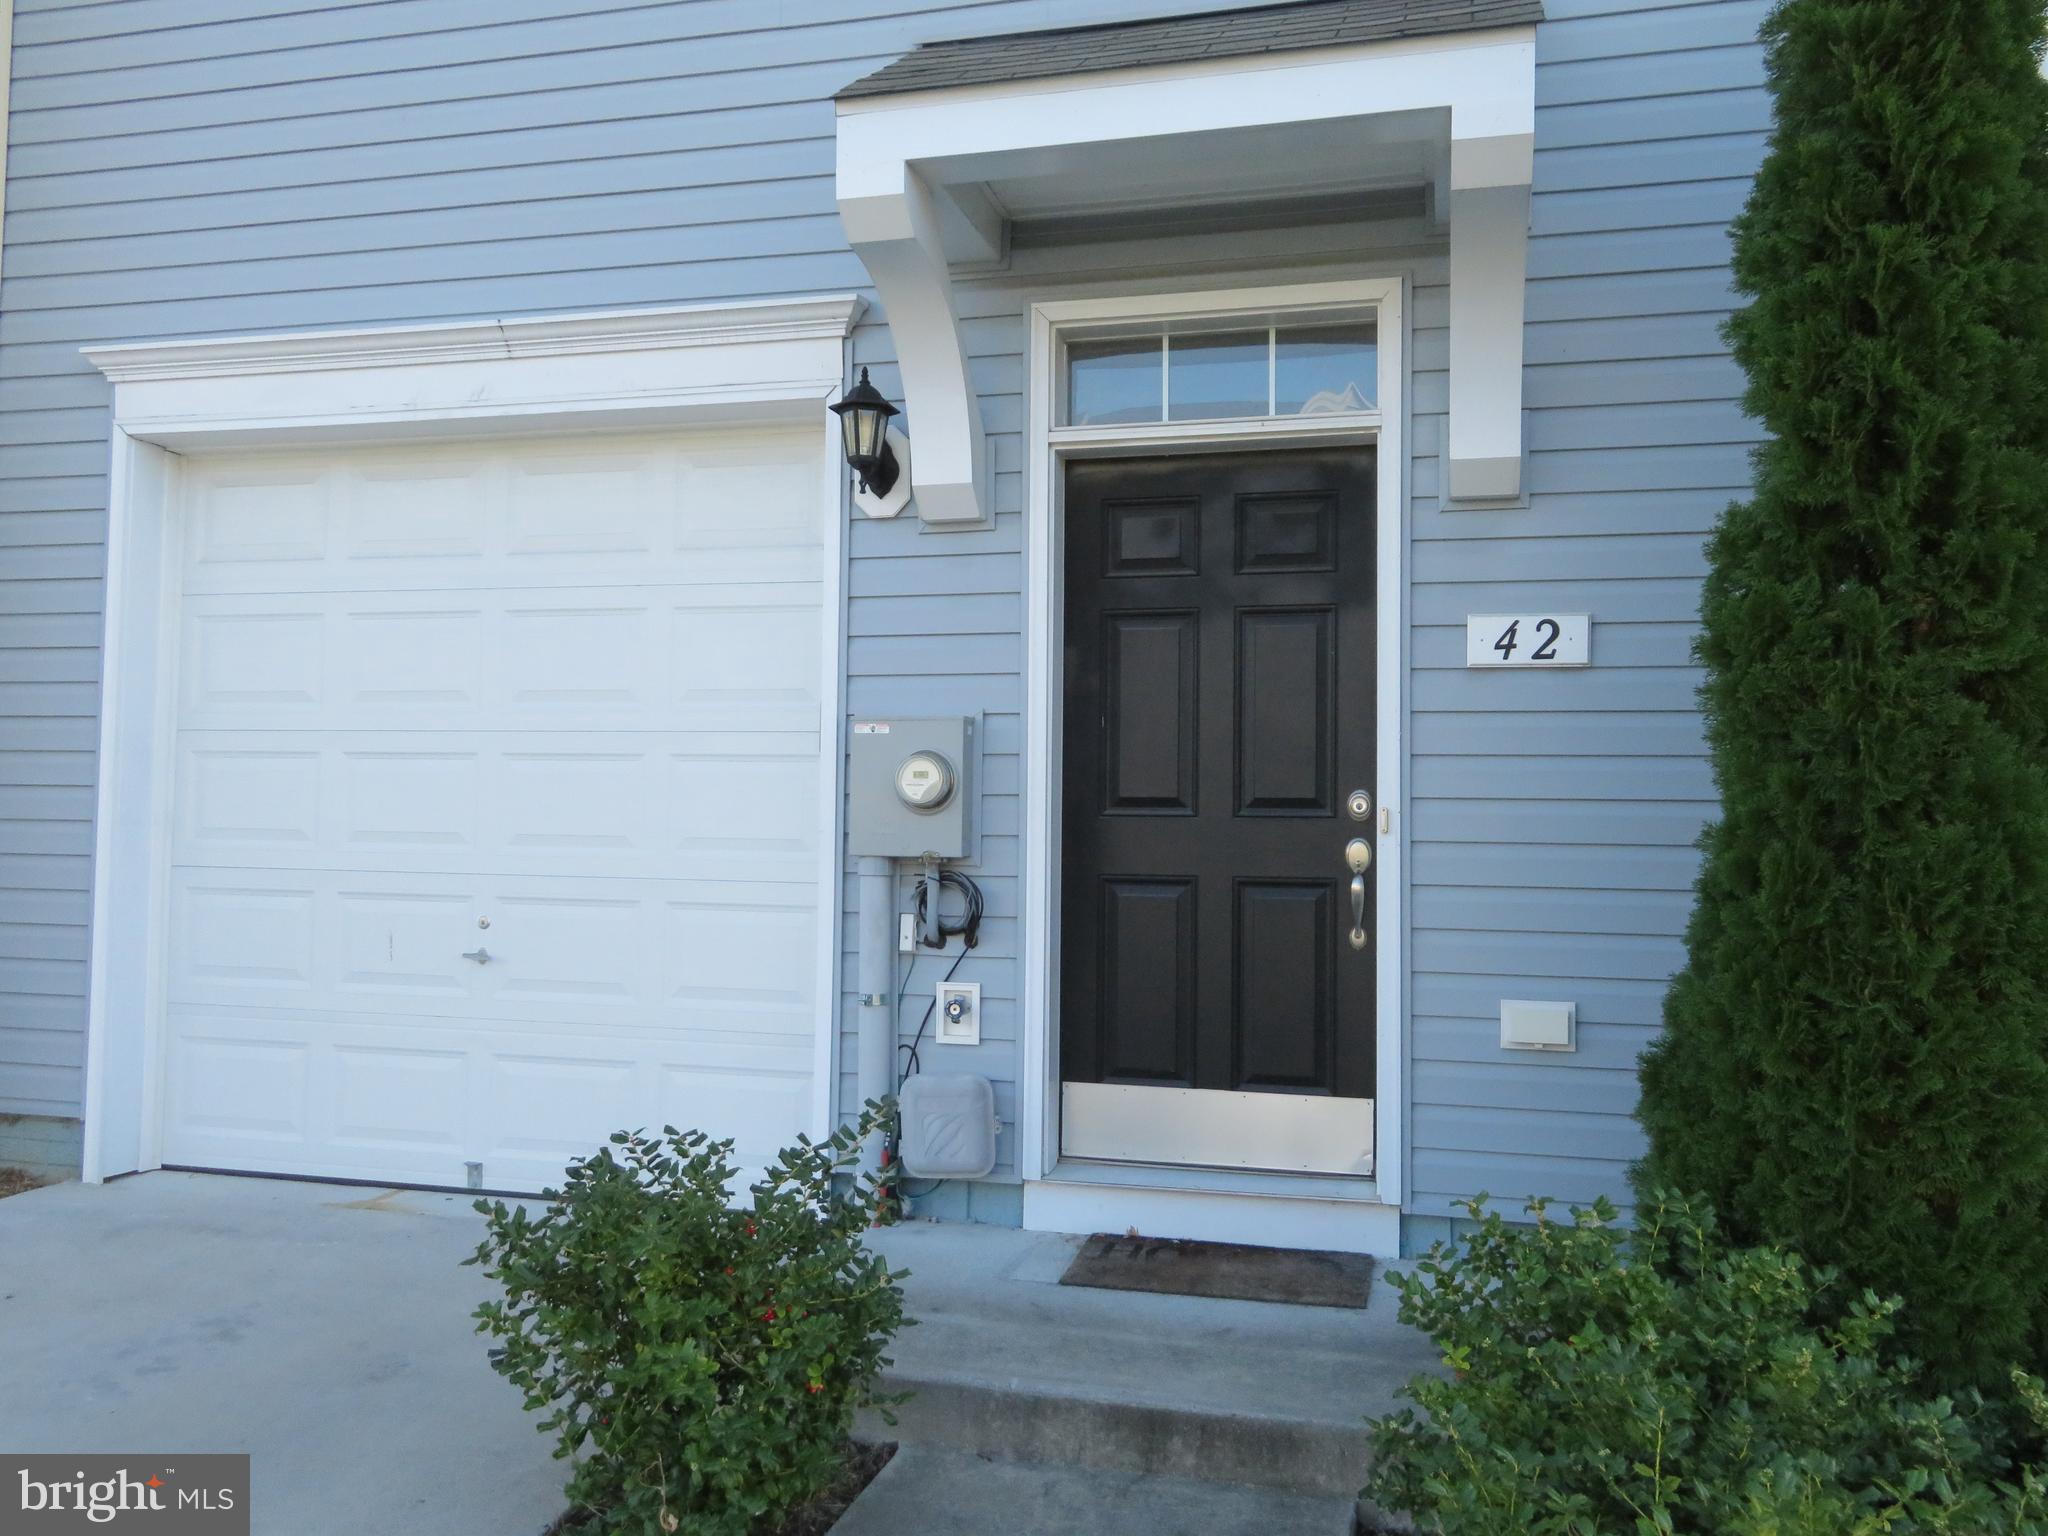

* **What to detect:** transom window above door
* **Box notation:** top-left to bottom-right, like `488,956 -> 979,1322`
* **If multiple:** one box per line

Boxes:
1060,312 -> 1379,428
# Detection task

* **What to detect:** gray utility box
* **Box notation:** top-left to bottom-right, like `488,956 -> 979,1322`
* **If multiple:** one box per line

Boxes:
898,1073 -> 999,1180
847,716 -> 976,860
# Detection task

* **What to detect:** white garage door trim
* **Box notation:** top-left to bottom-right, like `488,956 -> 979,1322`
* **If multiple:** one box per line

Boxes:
81,296 -> 864,1185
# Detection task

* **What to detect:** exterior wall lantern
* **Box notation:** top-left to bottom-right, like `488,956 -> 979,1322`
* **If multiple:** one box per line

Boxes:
831,367 -> 913,519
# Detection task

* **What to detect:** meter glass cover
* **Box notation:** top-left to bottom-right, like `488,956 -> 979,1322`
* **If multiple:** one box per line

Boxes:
895,751 -> 954,810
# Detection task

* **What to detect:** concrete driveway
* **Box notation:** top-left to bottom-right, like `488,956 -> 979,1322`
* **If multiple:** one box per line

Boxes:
0,1171 -> 567,1535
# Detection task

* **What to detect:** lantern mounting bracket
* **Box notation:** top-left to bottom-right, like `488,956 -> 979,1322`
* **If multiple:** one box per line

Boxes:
853,425 -> 913,519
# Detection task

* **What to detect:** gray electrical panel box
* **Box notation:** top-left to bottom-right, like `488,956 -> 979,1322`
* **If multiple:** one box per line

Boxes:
847,716 -> 976,859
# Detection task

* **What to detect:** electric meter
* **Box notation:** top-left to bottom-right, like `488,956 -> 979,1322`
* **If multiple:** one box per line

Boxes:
895,750 -> 955,812
846,717 -> 975,858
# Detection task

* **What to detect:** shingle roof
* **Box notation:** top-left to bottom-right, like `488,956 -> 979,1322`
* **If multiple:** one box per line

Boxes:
838,0 -> 1544,101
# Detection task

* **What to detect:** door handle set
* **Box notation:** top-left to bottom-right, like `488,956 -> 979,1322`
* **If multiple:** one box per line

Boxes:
461,947 -> 492,966
1345,837 -> 1371,950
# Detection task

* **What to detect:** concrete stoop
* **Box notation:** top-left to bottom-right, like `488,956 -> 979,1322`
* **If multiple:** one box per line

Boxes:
868,1373 -> 1374,1497
831,1445 -> 1358,1536
849,1221 -> 1440,1524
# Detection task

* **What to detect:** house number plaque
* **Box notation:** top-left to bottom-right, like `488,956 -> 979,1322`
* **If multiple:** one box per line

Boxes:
1466,614 -> 1591,668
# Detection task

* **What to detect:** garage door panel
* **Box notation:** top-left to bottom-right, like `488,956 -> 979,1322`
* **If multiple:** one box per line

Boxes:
672,751 -> 818,856
672,601 -> 819,702
666,900 -> 817,1008
659,1063 -> 812,1174
488,894 -> 650,1008
335,889 -> 475,998
343,457 -> 492,561
161,428 -> 828,1190
185,464 -> 331,570
680,450 -> 822,549
181,595 -> 822,735
500,601 -> 653,711
484,1053 -> 648,1165
343,750 -> 483,851
498,750 -> 651,852
342,606 -> 485,708
165,1029 -> 312,1146
175,744 -> 321,851
183,545 -> 828,598
329,1044 -> 468,1156
506,450 -> 664,558
182,437 -> 821,599
181,609 -> 325,719
171,879 -> 320,996
176,732 -> 819,883
164,1005 -> 813,1192
169,875 -> 824,1028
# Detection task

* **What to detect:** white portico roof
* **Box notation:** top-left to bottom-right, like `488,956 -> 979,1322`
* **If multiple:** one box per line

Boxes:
835,0 -> 1542,522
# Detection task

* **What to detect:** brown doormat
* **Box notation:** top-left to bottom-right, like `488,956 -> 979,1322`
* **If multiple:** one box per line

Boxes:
1058,1233 -> 1375,1309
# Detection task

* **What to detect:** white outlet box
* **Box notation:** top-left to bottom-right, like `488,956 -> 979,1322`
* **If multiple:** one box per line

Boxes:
1501,999 -> 1576,1052
935,980 -> 981,1046
899,914 -> 916,953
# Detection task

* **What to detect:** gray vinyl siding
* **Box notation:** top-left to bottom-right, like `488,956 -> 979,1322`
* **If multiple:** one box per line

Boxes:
1402,0 -> 1763,1219
0,0 -> 1269,1124
834,218 -> 1452,1183
0,0 -> 1764,1222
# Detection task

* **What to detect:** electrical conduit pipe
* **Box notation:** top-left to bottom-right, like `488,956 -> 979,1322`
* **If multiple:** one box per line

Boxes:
855,855 -> 895,1178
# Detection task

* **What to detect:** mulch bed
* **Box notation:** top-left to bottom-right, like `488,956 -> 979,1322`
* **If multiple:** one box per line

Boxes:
772,1441 -> 893,1536
0,1167 -> 46,1200
543,1441 -> 895,1536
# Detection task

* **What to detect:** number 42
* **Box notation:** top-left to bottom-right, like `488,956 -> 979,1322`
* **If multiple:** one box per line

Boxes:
1493,618 -> 1561,662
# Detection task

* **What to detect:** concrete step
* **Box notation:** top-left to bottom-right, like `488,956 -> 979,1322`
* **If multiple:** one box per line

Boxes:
854,1221 -> 1438,1499
830,1445 -> 1358,1536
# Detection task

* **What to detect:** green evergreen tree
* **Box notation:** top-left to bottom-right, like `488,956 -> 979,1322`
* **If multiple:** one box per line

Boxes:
1635,0 -> 2048,1387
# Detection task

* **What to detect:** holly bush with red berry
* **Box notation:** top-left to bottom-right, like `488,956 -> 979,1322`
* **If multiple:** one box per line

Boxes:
468,1106 -> 907,1535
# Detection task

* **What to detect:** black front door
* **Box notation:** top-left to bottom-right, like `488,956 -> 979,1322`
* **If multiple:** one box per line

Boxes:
1060,449 -> 1376,1165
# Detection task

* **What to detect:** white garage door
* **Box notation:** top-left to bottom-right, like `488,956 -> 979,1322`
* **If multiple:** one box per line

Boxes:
159,427 -> 829,1192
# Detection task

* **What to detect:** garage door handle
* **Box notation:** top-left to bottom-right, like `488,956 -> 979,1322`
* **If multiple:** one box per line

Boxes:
461,947 -> 492,966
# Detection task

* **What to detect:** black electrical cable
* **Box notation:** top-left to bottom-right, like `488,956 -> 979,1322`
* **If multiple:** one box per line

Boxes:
901,866 -> 982,1083
883,868 -> 984,1212
913,867 -> 984,949
898,943 -> 970,1091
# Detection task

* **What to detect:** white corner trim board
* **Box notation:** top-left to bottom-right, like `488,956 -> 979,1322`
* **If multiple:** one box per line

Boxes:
79,298 -> 861,1185
836,25 -> 1534,523
0,0 -> 13,296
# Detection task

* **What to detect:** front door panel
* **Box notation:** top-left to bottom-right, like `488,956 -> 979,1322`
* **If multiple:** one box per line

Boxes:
1060,450 -> 1376,1173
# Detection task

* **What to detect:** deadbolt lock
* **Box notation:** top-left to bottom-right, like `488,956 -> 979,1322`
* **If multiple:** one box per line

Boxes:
1347,789 -> 1371,821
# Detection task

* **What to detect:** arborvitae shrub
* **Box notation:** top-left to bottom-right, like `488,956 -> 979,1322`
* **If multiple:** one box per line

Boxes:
1634,0 -> 2048,1387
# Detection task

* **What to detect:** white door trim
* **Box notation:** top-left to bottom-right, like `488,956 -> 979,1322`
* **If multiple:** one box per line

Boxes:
80,297 -> 865,1183
1020,276 -> 1409,1213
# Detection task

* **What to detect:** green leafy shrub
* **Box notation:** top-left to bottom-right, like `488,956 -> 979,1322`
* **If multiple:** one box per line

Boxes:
1366,1191 -> 2048,1535
468,1107 -> 907,1536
